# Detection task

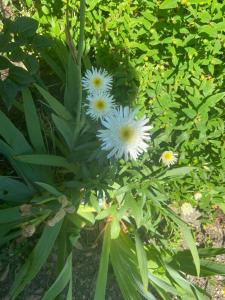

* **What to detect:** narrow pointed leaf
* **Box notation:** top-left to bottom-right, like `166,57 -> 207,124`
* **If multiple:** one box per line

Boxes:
42,253 -> 72,300
10,222 -> 62,300
94,224 -> 111,300
23,88 -> 46,153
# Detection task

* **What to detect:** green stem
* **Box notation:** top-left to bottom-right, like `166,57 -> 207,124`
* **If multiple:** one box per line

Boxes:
72,0 -> 86,147
55,220 -> 68,300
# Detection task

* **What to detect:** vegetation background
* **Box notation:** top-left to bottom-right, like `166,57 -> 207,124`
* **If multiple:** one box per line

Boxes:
0,0 -> 225,299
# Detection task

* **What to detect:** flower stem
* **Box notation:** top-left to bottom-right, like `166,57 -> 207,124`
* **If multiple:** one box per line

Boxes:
72,0 -> 86,147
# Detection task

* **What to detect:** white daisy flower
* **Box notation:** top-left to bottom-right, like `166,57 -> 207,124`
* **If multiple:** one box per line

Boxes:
160,151 -> 178,167
82,67 -> 112,94
97,106 -> 152,161
86,92 -> 115,121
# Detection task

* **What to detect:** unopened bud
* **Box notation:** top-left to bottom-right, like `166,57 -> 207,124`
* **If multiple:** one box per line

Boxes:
58,195 -> 69,208
64,206 -> 75,214
20,204 -> 32,216
22,224 -> 36,238
47,209 -> 66,227
194,192 -> 202,201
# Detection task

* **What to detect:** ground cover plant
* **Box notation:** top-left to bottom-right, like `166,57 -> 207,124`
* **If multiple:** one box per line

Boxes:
0,0 -> 225,299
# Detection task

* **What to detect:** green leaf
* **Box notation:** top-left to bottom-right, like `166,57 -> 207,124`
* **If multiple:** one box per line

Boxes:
110,218 -> 121,239
0,206 -> 22,224
198,92 -> 225,114
15,154 -> 76,171
23,89 -> 46,153
160,0 -> 178,9
135,232 -> 148,291
42,253 -> 72,300
94,224 -> 111,300
64,54 -> 80,114
10,222 -> 62,300
52,114 -> 74,149
66,280 -> 73,300
0,176 -> 34,202
159,167 -> 195,179
148,273 -> 178,296
35,181 -> 62,196
165,264 -> 209,299
0,111 -> 32,153
5,17 -> 38,36
35,84 -> 73,121
0,140 -> 49,185
110,234 -> 143,300
169,213 -> 200,276
171,248 -> 225,276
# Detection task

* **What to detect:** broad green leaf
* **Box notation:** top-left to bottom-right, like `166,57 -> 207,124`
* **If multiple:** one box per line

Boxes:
135,232 -> 148,291
10,222 -> 62,300
42,253 -> 72,300
23,89 -> 46,153
34,84 -> 73,121
94,224 -> 111,300
0,176 -> 34,202
15,154 -> 76,171
160,0 -> 178,9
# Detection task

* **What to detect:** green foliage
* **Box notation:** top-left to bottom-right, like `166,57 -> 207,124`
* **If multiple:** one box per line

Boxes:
0,0 -> 225,299
0,16 -> 53,108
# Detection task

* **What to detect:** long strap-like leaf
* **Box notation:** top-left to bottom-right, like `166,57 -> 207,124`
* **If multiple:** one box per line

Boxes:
10,222 -> 62,300
42,252 -> 72,300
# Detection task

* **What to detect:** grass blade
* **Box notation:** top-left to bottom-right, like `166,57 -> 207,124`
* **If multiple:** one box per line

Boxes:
94,224 -> 111,300
23,88 -> 46,153
42,253 -> 72,300
10,221 -> 62,300
135,232 -> 148,291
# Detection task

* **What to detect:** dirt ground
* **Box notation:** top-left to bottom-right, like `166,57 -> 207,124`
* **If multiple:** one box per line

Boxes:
0,212 -> 225,300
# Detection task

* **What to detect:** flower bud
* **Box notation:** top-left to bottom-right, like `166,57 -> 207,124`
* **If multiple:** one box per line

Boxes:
22,224 -> 36,238
47,209 -> 66,227
58,195 -> 69,208
64,206 -> 75,214
194,192 -> 202,201
19,204 -> 32,216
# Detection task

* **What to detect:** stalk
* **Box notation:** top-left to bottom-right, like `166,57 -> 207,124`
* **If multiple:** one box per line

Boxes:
72,0 -> 86,147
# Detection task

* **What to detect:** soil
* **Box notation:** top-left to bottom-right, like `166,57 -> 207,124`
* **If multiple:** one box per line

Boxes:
0,212 -> 225,300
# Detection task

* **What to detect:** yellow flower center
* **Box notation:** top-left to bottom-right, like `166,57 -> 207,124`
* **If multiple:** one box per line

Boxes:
92,77 -> 102,88
164,152 -> 172,161
119,126 -> 135,143
94,99 -> 106,111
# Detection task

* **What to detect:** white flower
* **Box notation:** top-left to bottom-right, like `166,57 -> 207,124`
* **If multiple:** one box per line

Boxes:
82,67 -> 112,94
97,106 -> 152,161
160,150 -> 178,167
86,92 -> 115,121
181,202 -> 195,216
194,192 -> 202,201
